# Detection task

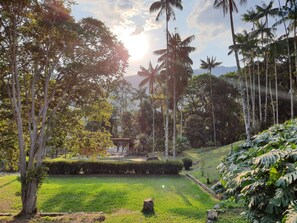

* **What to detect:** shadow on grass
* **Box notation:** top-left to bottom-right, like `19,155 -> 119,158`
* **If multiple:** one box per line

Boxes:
142,212 -> 155,218
0,178 -> 17,189
39,190 -> 128,213
168,207 -> 205,220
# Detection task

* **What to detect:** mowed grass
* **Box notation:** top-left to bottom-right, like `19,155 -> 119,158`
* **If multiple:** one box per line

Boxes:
183,141 -> 244,185
0,175 -> 217,223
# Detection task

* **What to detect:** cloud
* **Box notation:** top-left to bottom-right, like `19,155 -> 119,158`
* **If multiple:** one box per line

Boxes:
187,1 -> 231,51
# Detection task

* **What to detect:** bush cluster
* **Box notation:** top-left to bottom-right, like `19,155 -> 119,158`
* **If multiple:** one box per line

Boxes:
182,158 -> 193,170
43,160 -> 183,175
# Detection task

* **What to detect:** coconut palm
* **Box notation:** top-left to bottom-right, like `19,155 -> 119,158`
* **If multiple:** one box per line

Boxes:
200,56 -> 222,145
213,0 -> 251,141
149,0 -> 183,159
154,32 -> 195,158
138,62 -> 163,154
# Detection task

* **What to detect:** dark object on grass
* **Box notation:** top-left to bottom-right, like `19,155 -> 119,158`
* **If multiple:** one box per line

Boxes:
146,156 -> 159,161
182,158 -> 193,170
207,209 -> 218,222
142,198 -> 154,214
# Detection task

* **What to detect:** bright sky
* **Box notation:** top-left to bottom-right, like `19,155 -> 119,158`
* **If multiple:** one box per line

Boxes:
72,0 -> 276,76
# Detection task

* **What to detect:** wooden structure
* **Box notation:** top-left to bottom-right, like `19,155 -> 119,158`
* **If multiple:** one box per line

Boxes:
110,138 -> 133,153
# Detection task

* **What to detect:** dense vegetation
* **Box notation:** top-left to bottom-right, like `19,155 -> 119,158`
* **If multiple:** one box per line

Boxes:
218,119 -> 297,222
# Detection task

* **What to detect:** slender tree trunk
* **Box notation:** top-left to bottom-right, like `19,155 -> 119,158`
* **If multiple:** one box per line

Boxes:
164,7 -> 169,160
244,61 -> 251,130
294,24 -> 297,83
152,93 -> 155,154
229,2 -> 251,141
257,58 -> 262,123
264,52 -> 270,124
180,107 -> 183,137
172,76 -> 176,159
250,60 -> 256,129
274,58 -> 279,124
209,71 -> 216,145
278,0 -> 294,119
269,80 -> 276,124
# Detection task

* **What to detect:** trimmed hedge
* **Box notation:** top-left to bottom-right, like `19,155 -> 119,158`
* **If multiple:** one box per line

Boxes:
43,160 -> 183,175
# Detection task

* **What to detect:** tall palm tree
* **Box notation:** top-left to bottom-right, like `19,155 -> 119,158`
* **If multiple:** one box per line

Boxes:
254,1 -> 279,124
200,56 -> 222,145
150,0 -> 183,159
138,62 -> 162,154
213,0 -> 251,141
275,0 -> 295,119
154,32 -> 195,158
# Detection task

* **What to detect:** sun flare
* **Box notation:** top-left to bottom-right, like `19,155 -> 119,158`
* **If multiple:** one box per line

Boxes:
121,33 -> 149,61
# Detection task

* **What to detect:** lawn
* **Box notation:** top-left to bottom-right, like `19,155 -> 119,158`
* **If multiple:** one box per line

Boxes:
0,174 -> 217,223
183,141 -> 244,185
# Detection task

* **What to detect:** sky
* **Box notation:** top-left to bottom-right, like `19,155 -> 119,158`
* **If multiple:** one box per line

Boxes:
71,0 -> 276,76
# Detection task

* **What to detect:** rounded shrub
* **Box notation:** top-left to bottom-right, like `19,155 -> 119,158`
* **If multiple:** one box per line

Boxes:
182,158 -> 193,170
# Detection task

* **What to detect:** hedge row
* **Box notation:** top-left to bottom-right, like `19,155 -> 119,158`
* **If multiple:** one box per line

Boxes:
43,160 -> 183,175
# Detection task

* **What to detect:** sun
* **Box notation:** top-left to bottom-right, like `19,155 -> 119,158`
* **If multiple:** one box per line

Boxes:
121,33 -> 149,61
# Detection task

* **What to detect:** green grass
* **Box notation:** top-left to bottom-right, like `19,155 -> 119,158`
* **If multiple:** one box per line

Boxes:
0,175 -> 217,222
183,141 -> 244,185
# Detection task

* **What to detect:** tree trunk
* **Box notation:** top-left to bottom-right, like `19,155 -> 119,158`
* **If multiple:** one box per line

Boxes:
269,80 -> 276,124
264,52 -> 269,124
278,0 -> 294,119
274,58 -> 279,124
164,7 -> 169,160
152,92 -> 155,154
250,61 -> 256,130
209,71 -> 216,145
172,75 -> 176,159
20,179 -> 39,216
257,58 -> 262,123
229,1 -> 251,141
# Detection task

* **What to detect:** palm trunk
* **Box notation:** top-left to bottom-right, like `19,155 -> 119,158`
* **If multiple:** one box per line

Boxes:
164,7 -> 169,159
278,0 -> 294,119
172,76 -> 176,158
229,2 -> 251,141
152,93 -> 155,154
244,61 -> 251,130
264,52 -> 269,124
269,80 -> 276,124
209,71 -> 216,145
274,58 -> 279,124
250,60 -> 256,129
257,58 -> 262,123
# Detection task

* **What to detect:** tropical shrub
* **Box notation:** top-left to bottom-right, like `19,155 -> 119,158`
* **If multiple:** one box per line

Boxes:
218,120 -> 297,223
182,158 -> 193,170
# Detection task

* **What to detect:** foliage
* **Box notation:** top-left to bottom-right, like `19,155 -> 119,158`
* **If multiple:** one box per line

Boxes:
43,160 -> 183,175
218,119 -> 297,223
182,157 -> 193,170
184,74 -> 244,147
176,135 -> 191,153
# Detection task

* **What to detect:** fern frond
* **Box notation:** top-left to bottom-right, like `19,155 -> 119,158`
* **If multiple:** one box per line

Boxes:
276,170 -> 297,187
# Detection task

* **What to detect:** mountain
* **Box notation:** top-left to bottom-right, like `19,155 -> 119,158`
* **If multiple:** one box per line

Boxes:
124,66 -> 237,88
193,65 -> 237,76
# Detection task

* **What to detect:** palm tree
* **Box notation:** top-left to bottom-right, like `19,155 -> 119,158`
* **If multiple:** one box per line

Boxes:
138,62 -> 162,154
200,56 -> 222,145
213,0 -> 251,141
150,0 -> 183,159
275,0 -> 295,119
254,1 -> 279,124
132,86 -> 147,108
154,32 -> 195,158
